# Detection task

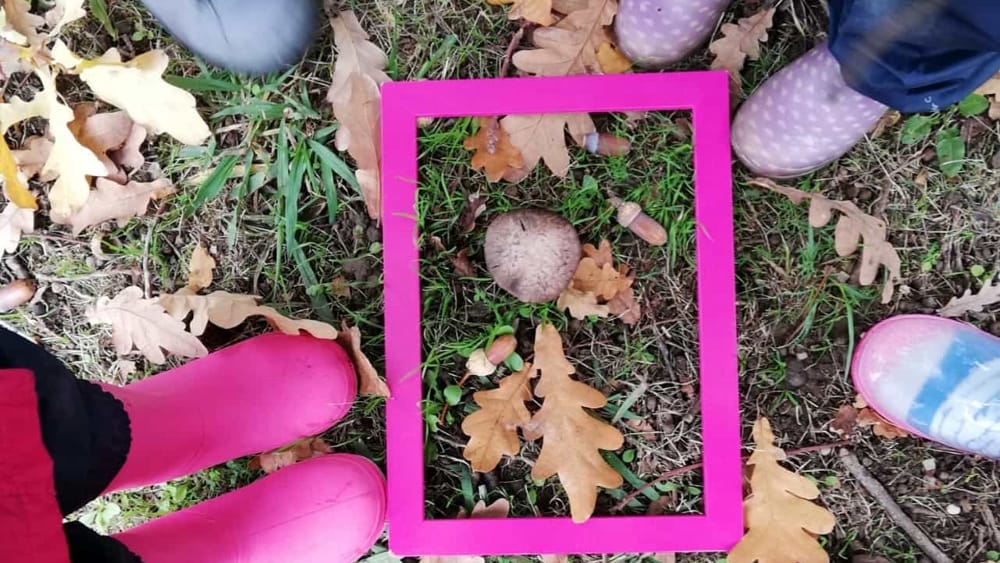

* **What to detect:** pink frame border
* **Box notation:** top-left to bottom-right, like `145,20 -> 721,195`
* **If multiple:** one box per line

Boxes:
382,72 -> 742,556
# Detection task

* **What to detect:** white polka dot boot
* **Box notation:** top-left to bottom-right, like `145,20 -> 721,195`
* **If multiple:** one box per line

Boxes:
731,43 -> 888,178
615,0 -> 730,67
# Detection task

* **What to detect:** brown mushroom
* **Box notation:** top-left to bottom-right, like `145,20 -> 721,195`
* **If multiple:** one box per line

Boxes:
484,208 -> 581,303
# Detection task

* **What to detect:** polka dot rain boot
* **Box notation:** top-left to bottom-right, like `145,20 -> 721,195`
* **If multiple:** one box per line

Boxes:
615,0 -> 730,67
731,42 -> 888,178
853,315 -> 1000,459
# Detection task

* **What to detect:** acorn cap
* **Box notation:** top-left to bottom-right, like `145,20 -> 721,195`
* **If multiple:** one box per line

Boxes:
484,209 -> 581,303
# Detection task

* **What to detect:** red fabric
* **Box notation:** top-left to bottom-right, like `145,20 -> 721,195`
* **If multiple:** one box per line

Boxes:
0,368 -> 71,563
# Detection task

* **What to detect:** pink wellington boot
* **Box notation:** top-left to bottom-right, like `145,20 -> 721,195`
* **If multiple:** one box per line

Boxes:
114,454 -> 386,563
615,0 -> 730,67
732,42 -> 888,178
104,333 -> 357,492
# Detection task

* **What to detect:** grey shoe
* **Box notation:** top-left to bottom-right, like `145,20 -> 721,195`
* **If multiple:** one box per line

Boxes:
139,0 -> 320,75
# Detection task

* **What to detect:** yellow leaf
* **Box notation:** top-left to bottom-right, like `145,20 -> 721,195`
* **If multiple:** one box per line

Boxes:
529,324 -> 624,523
74,49 -> 210,146
487,0 -> 556,26
597,42 -> 631,74
461,362 -> 535,472
86,286 -> 209,364
0,135 -> 35,208
727,418 -> 836,563
186,243 -> 215,292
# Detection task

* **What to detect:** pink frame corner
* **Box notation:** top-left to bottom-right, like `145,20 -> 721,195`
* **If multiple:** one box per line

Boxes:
381,72 -> 742,557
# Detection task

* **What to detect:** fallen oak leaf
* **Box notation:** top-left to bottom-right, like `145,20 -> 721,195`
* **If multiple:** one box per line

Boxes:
501,112 -> 595,178
529,324 -> 624,523
11,135 -> 53,181
727,417 -> 836,563
186,243 -> 215,292
463,117 -> 526,183
337,322 -> 390,398
0,133 -> 34,208
751,178 -> 901,304
569,256 -> 626,300
556,286 -> 610,318
53,177 -> 175,235
974,72 -> 1000,120
86,286 -> 208,364
461,362 -> 535,472
58,44 -> 211,146
512,0 -> 617,76
607,277 -> 640,325
327,11 -> 391,105
2,0 -> 44,43
708,7 -> 775,87
582,239 -> 613,266
486,0 -> 556,26
108,121 -> 146,171
67,103 -> 135,182
597,41 -> 631,74
249,437 -> 332,473
937,276 -> 1000,317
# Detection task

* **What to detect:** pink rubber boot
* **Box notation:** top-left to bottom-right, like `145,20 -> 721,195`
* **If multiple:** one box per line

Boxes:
114,454 -> 387,563
104,333 -> 357,492
732,43 -> 888,178
615,0 -> 730,67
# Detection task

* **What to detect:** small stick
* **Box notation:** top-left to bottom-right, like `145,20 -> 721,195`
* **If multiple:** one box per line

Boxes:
499,21 -> 531,78
980,505 -> 1000,551
839,451 -> 953,563
611,440 -> 851,513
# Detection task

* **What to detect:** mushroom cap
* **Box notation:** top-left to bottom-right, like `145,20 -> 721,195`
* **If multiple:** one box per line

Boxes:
484,208 -> 581,303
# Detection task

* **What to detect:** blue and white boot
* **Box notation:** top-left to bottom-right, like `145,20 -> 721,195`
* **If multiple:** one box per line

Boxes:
853,315 -> 1000,458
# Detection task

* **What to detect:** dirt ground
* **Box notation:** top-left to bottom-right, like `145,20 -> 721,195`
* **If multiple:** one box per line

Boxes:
4,1 -> 1000,562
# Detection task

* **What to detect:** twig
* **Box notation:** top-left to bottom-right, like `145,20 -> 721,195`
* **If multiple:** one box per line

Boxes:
141,222 -> 155,299
611,440 -> 852,513
980,505 -> 1000,551
839,451 -> 953,563
499,21 -> 531,78
34,269 -> 141,284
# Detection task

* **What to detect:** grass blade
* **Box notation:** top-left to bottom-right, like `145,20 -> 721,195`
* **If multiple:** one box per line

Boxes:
190,154 -> 240,211
320,159 -> 339,225
89,0 -> 116,38
307,139 -> 360,192
165,75 -> 241,93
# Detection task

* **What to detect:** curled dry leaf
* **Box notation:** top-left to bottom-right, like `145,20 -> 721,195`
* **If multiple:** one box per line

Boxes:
974,71 -> 1000,120
420,499 -> 511,563
751,178 -> 901,303
463,117 -> 526,183
708,7 -> 775,87
250,437 -> 332,474
727,418 -> 836,563
457,191 -> 488,234
0,278 -> 34,312
853,395 -> 908,440
596,42 -> 631,74
461,362 -> 535,472
558,240 -> 639,324
937,276 -> 1000,317
529,324 -> 624,523
87,286 -> 208,364
186,244 -> 215,292
486,0 -> 555,26
337,322 -> 390,397
556,286 -> 610,318
52,177 -> 175,235
328,11 -> 390,220
830,404 -> 859,436
67,103 -> 135,182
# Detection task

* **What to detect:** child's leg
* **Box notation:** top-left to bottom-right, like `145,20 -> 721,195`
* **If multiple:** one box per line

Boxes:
113,455 -> 386,563
104,333 -> 358,492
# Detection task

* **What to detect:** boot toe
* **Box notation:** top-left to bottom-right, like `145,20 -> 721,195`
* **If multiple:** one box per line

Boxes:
615,0 -> 727,68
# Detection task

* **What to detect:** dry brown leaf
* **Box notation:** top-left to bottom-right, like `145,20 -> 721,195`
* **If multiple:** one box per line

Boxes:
501,112 -> 594,179
708,8 -> 775,87
556,286 -> 610,318
249,437 -> 332,473
830,404 -> 858,436
937,277 -> 1000,317
461,362 -> 534,472
463,117 -> 526,182
86,286 -> 208,364
853,396 -> 908,440
330,276 -> 351,298
54,177 -> 175,235
597,42 -> 631,74
11,135 -> 54,181
328,11 -> 389,220
457,191 -> 488,234
975,72 -> 1000,120
450,248 -> 476,277
67,104 -> 135,182
512,0 -> 616,76
569,257 -> 627,300
186,244 -> 215,292
0,201 -> 33,255
582,239 -> 613,266
2,0 -> 45,45
529,324 -> 624,523
0,278 -> 34,312
751,178 -> 901,303
727,417 -> 835,563
420,500 -> 511,563
624,418 -> 656,441
337,322 -> 390,397
109,122 -> 146,171
486,0 -> 555,25
607,278 -> 640,325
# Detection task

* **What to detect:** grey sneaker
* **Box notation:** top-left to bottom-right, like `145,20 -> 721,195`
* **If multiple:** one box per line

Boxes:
139,0 -> 320,75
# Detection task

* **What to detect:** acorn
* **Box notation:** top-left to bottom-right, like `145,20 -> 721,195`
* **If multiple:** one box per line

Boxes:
583,132 -> 631,156
612,197 -> 667,246
486,334 -> 517,366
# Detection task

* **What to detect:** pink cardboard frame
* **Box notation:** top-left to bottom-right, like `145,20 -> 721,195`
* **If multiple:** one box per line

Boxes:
382,72 -> 742,557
